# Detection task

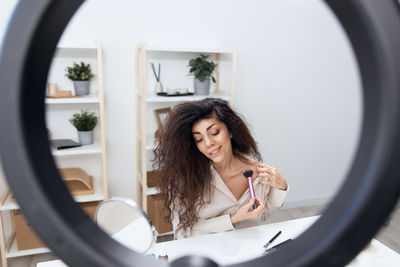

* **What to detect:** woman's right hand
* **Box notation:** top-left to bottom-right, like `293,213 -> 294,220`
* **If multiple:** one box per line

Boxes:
230,197 -> 265,224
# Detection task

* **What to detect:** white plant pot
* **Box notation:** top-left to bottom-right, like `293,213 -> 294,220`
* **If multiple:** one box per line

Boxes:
73,81 -> 90,96
78,130 -> 93,145
194,78 -> 210,95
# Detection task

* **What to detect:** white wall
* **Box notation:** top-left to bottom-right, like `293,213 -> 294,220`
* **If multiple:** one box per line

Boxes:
1,0 -> 361,207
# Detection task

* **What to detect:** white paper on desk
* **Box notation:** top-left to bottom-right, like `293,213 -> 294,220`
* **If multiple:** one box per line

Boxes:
112,216 -> 152,254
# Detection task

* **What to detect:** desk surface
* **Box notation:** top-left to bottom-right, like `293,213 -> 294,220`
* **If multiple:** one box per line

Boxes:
38,216 -> 400,267
152,216 -> 400,266
153,216 -> 319,265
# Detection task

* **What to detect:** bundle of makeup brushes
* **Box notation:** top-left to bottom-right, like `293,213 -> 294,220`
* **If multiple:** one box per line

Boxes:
151,62 -> 161,82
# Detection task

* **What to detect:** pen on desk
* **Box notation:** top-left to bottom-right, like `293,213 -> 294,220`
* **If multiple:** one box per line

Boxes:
263,230 -> 282,248
263,239 -> 293,254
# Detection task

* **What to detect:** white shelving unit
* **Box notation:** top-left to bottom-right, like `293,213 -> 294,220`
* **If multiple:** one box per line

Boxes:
51,143 -> 102,156
6,239 -> 50,259
134,43 -> 237,218
0,41 -> 108,267
45,96 -> 99,104
145,93 -> 232,103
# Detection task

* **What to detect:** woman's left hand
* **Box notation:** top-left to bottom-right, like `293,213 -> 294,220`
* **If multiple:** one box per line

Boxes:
254,162 -> 288,191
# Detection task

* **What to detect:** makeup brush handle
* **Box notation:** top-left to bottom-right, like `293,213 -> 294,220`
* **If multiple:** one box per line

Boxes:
247,177 -> 257,209
253,200 -> 258,210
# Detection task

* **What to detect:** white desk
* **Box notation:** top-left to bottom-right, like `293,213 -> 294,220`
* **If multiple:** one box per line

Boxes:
153,216 -> 317,265
38,216 -> 400,267
152,216 -> 400,267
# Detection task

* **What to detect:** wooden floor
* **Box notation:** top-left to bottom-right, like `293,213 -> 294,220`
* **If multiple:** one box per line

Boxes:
157,203 -> 400,255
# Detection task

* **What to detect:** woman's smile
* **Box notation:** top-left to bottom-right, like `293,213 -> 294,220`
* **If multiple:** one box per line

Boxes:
209,146 -> 222,157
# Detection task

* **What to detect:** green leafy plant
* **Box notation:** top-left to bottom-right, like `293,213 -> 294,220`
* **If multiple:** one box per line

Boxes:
69,110 -> 98,131
65,61 -> 95,81
188,54 -> 217,82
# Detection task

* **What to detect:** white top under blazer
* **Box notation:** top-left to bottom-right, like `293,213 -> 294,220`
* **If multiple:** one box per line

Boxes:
172,162 -> 288,239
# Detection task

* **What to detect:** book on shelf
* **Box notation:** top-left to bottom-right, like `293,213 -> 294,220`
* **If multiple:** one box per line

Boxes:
50,139 -> 81,150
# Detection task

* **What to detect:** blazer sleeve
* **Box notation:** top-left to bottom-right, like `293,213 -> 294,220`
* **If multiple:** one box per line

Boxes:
172,208 -> 235,239
191,214 -> 234,236
264,185 -> 289,215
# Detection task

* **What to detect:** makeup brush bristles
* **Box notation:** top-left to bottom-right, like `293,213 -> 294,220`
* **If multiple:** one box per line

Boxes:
243,168 -> 253,178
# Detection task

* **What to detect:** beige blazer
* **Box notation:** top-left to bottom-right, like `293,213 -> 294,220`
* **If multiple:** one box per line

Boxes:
172,165 -> 288,239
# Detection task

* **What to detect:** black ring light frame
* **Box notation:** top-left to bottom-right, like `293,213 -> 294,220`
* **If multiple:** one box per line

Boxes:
0,0 -> 400,266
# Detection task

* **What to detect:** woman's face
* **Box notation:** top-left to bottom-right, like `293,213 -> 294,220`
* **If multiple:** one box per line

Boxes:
192,117 -> 233,164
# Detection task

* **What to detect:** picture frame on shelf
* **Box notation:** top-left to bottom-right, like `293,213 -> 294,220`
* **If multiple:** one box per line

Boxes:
153,107 -> 171,139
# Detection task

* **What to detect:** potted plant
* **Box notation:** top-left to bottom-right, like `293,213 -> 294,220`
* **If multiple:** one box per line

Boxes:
65,61 -> 95,96
188,54 -> 217,95
69,110 -> 98,145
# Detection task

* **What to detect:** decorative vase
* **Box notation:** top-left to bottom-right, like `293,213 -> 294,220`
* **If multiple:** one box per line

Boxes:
154,81 -> 163,94
194,78 -> 210,95
73,81 -> 90,96
78,130 -> 93,145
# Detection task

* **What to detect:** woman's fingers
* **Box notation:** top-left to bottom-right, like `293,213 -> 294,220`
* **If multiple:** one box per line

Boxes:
255,198 -> 264,211
258,171 -> 272,178
259,177 -> 273,185
254,162 -> 273,169
249,198 -> 264,216
255,163 -> 277,176
259,169 -> 272,174
255,163 -> 288,190
258,171 -> 273,185
231,197 -> 266,224
245,197 -> 256,208
259,174 -> 284,188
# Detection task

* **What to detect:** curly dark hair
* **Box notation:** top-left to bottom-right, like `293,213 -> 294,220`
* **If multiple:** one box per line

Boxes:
152,97 -> 261,234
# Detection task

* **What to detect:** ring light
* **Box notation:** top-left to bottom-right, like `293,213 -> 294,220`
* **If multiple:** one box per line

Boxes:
1,0 -> 400,266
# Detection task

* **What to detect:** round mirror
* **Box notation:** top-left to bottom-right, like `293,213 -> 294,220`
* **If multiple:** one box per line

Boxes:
94,198 -> 157,254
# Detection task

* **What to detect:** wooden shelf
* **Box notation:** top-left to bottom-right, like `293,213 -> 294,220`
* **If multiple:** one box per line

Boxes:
146,143 -> 154,151
137,173 -> 143,187
73,181 -> 105,203
157,230 -> 173,237
146,133 -> 156,151
145,93 -> 232,103
51,143 -> 102,157
144,46 -> 235,54
45,96 -> 99,104
55,46 -> 97,58
5,234 -> 50,259
0,195 -> 20,211
0,180 -> 105,212
147,187 -> 161,196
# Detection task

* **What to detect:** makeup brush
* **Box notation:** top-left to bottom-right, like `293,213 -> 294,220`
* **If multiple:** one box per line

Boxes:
243,168 -> 257,209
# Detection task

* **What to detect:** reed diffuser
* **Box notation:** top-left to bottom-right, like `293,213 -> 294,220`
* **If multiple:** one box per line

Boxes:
151,62 -> 163,94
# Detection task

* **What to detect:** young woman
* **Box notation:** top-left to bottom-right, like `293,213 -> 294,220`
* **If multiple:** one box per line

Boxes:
153,98 -> 288,239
